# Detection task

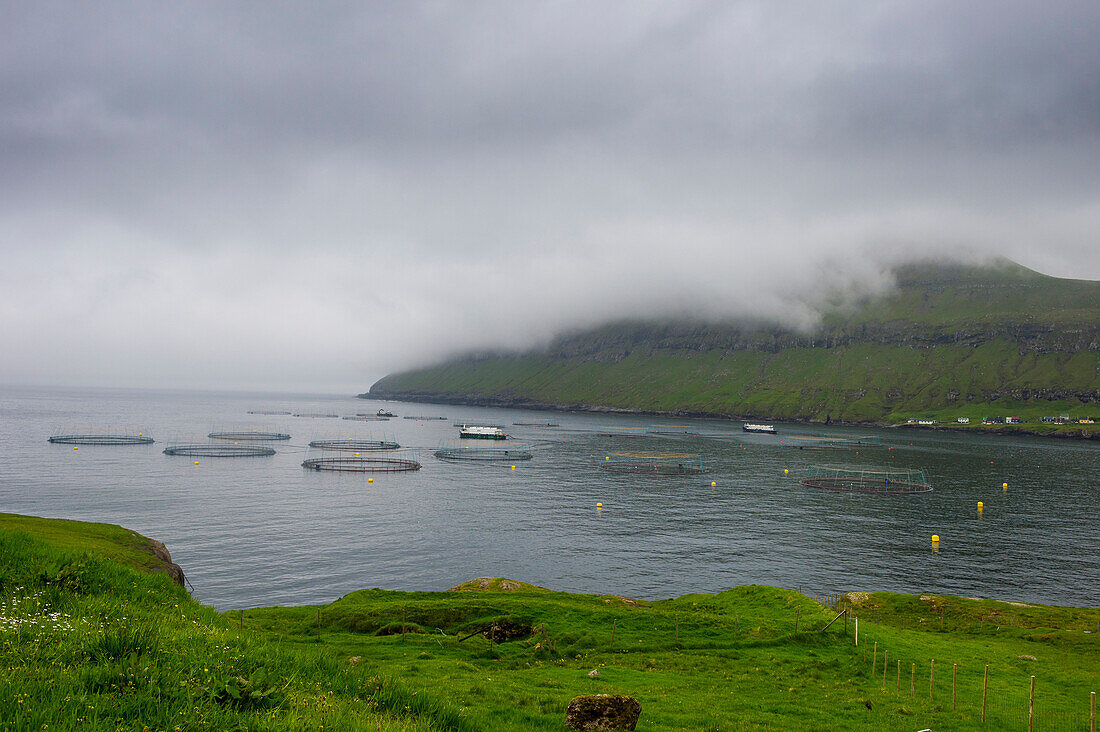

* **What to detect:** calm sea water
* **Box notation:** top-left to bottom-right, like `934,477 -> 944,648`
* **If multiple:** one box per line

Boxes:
1,385 -> 1097,610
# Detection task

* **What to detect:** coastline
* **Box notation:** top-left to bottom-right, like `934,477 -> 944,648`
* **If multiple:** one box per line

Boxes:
362,390 -> 1100,440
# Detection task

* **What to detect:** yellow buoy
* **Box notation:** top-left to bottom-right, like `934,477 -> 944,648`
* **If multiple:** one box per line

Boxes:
194,461 -> 199,465
73,446 -> 78,450
711,481 -> 717,487
368,478 -> 373,484
596,502 -> 603,508
1002,482 -> 1008,489
511,465 -> 516,470
977,501 -> 984,511
783,469 -> 789,474
605,456 -> 610,460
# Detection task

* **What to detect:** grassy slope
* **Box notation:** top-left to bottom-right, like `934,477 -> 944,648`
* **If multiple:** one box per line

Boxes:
4,517 -> 1095,726
249,584 -> 1100,730
371,261 -> 1100,426
4,515 -> 1097,730
0,515 -> 462,731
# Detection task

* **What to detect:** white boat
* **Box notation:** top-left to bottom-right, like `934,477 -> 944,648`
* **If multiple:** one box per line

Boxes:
742,423 -> 777,434
459,425 -> 507,440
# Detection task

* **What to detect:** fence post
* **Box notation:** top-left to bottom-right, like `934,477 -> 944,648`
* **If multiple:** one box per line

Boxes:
952,663 -> 957,710
930,659 -> 935,701
239,609 -> 243,630
897,659 -> 900,693
1090,690 -> 1095,732
982,665 -> 989,723
610,618 -> 616,652
854,616 -> 858,646
911,663 -> 915,697
1028,676 -> 1035,732
883,649 -> 888,686
872,642 -> 877,677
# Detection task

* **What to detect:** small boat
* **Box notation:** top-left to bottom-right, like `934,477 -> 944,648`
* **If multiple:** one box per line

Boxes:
742,423 -> 777,434
377,409 -> 397,418
459,425 -> 507,440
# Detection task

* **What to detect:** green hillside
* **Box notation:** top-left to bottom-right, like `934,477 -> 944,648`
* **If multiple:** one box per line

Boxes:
368,260 -> 1100,428
3,514 -> 1098,730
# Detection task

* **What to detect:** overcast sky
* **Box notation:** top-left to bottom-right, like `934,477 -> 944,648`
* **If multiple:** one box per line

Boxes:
2,1 -> 1098,391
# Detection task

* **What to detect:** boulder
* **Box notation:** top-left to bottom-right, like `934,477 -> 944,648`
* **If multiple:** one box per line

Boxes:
565,694 -> 641,730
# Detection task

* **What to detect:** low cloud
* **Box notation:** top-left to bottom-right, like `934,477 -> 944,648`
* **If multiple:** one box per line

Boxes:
2,2 -> 1098,390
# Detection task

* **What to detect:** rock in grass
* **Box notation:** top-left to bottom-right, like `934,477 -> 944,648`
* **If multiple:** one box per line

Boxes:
565,694 -> 641,730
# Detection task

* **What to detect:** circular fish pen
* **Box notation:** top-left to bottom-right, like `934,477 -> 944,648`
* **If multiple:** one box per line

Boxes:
434,441 -> 533,461
801,466 -> 932,494
48,433 -> 154,446
596,426 -> 649,438
293,413 -> 339,419
779,435 -> 882,450
308,438 -> 401,451
164,444 -> 275,457
599,451 -> 707,475
247,410 -> 291,415
343,415 -> 390,421
208,431 -> 291,441
301,456 -> 421,472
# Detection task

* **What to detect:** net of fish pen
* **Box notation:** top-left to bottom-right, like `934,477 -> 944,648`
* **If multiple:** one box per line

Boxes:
301,456 -> 421,472
512,420 -> 559,427
308,438 -> 401,451
452,420 -> 504,428
434,441 -> 533,461
208,430 -> 291,441
163,443 -> 276,457
801,465 -> 932,493
648,424 -> 700,437
779,435 -> 881,450
599,451 -> 707,475
247,410 -> 291,415
596,426 -> 649,438
48,433 -> 154,445
343,415 -> 390,421
293,413 -> 339,418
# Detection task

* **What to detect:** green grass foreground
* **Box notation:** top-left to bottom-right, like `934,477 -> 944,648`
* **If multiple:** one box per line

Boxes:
2,514 -> 1098,730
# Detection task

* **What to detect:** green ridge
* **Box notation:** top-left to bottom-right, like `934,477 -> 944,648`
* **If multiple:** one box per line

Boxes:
369,260 -> 1100,431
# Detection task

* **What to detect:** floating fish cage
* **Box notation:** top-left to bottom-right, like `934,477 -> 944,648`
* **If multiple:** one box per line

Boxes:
293,413 -> 339,418
164,443 -> 276,457
343,415 -> 390,421
434,441 -> 533,462
308,438 -> 401,451
599,451 -> 708,475
48,433 -> 154,446
801,466 -> 932,494
513,420 -> 559,427
648,424 -> 700,437
779,435 -> 881,450
301,456 -> 421,472
452,420 -> 504,429
596,426 -> 650,438
208,431 -> 291,441
403,415 -> 448,421
247,410 -> 291,415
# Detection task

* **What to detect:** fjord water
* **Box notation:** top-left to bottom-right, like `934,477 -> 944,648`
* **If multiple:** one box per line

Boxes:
1,385 -> 1097,610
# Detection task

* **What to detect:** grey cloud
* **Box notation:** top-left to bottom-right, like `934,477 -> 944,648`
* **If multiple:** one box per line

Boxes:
1,1 -> 1098,390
